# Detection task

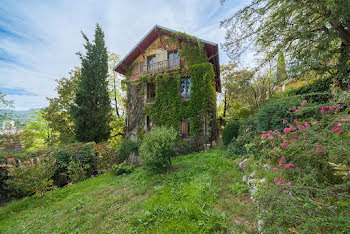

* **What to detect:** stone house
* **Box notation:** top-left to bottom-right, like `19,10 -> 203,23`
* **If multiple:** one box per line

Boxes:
114,25 -> 221,142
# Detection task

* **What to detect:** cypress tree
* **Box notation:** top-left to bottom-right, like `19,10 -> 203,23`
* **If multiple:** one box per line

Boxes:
72,24 -> 111,143
276,51 -> 288,85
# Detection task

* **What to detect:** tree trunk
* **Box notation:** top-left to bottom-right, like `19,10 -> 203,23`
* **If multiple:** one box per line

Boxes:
113,78 -> 120,116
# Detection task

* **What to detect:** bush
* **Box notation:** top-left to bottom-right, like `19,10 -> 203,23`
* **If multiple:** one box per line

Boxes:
117,139 -> 140,164
95,143 -> 118,173
222,119 -> 240,146
52,142 -> 96,186
112,162 -> 135,176
4,154 -> 56,197
139,127 -> 177,172
285,76 -> 333,96
174,135 -> 203,156
252,101 -> 350,232
256,95 -> 325,132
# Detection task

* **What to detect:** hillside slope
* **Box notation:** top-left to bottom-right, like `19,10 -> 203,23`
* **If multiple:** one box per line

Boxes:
0,149 -> 255,233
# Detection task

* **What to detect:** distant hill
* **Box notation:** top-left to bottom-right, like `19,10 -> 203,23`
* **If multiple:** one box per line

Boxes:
0,109 -> 40,127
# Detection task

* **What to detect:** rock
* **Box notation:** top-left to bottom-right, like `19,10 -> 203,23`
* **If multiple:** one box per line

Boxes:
238,159 -> 248,171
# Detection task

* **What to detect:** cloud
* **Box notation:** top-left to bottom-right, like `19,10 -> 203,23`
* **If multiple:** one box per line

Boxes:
0,0 -> 249,110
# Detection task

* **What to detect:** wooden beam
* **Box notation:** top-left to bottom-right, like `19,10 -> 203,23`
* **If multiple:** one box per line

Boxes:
138,46 -> 145,59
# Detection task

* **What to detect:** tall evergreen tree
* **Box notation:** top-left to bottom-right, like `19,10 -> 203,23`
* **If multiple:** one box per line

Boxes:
276,52 -> 288,85
71,24 -> 111,143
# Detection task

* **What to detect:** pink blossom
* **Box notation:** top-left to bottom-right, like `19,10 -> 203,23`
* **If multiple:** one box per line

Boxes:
304,121 -> 310,127
268,136 -> 274,140
283,120 -> 288,124
279,157 -> 286,166
280,143 -> 288,147
285,164 -> 295,169
287,182 -> 293,187
283,127 -> 292,134
261,134 -> 267,139
301,100 -> 307,106
293,134 -> 299,139
274,177 -> 279,182
273,167 -> 279,171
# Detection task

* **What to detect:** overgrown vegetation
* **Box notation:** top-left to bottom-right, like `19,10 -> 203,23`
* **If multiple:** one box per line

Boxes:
0,150 -> 255,233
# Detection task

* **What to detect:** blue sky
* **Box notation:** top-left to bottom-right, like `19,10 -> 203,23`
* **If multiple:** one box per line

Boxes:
0,0 -> 250,110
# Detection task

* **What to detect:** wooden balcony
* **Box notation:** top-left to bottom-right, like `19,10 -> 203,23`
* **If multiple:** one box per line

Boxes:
139,57 -> 184,75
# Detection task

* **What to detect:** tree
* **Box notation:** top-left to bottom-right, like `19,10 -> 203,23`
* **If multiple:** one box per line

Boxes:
0,91 -> 13,123
21,110 -> 56,152
276,52 -> 288,85
221,0 -> 350,88
71,24 -> 112,143
43,68 -> 80,143
219,63 -> 273,117
107,52 -> 125,116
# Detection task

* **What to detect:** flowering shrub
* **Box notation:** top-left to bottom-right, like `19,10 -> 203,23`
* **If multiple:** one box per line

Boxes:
254,100 -> 350,232
2,154 -> 56,197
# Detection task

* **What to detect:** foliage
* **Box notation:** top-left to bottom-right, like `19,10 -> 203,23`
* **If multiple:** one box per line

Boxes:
0,150 -> 255,233
189,63 -> 217,139
222,119 -> 240,146
20,110 -> 56,152
0,91 -> 13,122
118,139 -> 139,164
256,95 -> 325,132
72,24 -> 112,143
67,161 -> 91,184
285,76 -> 333,97
145,74 -> 190,130
111,161 -> 135,176
52,142 -> 96,186
275,51 -> 287,85
174,135 -> 203,155
221,0 -> 350,88
179,41 -> 207,66
107,52 -> 125,116
4,154 -> 56,197
95,143 -> 118,173
139,127 -> 177,172
43,68 -> 80,143
252,101 -> 350,232
220,63 -> 274,115
108,115 -> 125,149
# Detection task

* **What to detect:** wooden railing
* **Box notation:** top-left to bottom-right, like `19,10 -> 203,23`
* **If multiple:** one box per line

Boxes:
139,57 -> 183,75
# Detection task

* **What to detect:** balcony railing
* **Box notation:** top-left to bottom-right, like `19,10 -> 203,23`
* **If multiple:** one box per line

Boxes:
139,57 -> 183,75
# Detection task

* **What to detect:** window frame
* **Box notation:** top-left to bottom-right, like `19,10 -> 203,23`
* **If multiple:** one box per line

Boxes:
167,51 -> 178,68
180,77 -> 191,99
147,55 -> 157,72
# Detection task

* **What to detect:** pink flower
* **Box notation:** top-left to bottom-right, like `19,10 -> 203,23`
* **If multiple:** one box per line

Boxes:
283,120 -> 288,124
280,143 -> 288,147
301,100 -> 307,106
304,121 -> 310,127
283,127 -> 292,134
321,106 -> 330,114
274,177 -> 279,182
268,136 -> 274,140
316,151 -> 325,156
261,134 -> 267,139
279,157 -> 286,166
293,134 -> 299,139
285,164 -> 295,169
273,167 -> 279,171
288,182 -> 293,187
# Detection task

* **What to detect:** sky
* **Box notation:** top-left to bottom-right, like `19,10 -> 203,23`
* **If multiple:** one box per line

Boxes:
0,0 -> 250,110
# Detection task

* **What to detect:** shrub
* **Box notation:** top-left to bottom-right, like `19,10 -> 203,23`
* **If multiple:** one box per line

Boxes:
67,161 -> 91,183
95,143 -> 118,173
253,101 -> 350,232
139,127 -> 177,172
4,154 -> 56,197
222,119 -> 240,146
285,76 -> 333,96
52,142 -> 96,186
117,139 -> 140,164
256,95 -> 325,132
174,135 -> 203,156
112,162 -> 135,176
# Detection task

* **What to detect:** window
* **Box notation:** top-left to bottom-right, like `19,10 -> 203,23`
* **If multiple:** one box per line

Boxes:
180,119 -> 190,138
146,82 -> 156,103
180,77 -> 191,99
168,51 -> 178,68
146,116 -> 154,130
147,55 -> 157,72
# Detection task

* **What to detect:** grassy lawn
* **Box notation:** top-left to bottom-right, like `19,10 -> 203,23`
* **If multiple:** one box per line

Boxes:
0,149 -> 255,233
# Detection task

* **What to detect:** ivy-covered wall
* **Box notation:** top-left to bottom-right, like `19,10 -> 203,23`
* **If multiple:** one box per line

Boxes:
125,33 -> 218,142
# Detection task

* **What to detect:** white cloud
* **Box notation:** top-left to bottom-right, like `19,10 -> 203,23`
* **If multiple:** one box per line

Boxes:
0,0 -> 249,110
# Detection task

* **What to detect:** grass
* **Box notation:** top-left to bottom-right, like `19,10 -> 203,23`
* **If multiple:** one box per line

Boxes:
0,148 -> 256,233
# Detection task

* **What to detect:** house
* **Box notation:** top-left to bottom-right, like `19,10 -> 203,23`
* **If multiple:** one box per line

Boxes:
114,25 -> 220,142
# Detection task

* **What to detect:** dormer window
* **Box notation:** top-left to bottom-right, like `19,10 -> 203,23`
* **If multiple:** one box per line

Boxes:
147,55 -> 157,72
168,51 -> 178,68
180,77 -> 191,99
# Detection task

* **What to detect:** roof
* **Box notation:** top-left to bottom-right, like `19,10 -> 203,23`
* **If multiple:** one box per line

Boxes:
114,25 -> 221,92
